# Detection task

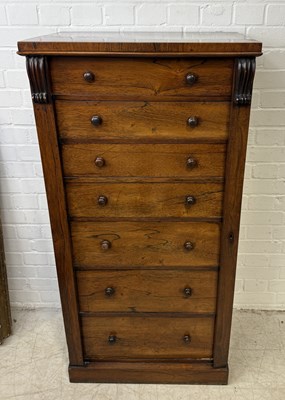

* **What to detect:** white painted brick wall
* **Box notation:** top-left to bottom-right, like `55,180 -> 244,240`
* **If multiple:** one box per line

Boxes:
0,1 -> 284,310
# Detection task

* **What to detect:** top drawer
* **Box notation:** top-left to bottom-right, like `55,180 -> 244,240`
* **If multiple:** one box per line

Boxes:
49,57 -> 233,100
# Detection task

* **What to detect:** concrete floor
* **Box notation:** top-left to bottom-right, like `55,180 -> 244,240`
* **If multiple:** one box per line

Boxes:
0,309 -> 285,399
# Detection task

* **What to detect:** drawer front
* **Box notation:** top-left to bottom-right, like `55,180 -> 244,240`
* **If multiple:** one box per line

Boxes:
50,57 -> 233,100
71,221 -> 220,267
62,143 -> 226,178
77,269 -> 218,313
56,101 -> 230,141
81,315 -> 214,360
66,182 -> 223,219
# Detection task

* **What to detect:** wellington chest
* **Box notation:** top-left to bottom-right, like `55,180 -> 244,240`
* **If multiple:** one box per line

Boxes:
18,32 -> 262,385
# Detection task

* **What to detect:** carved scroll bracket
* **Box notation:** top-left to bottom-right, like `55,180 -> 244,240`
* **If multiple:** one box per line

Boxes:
26,56 -> 50,104
234,58 -> 256,106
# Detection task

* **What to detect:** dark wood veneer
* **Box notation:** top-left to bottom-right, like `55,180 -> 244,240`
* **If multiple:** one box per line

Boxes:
19,32 -> 261,384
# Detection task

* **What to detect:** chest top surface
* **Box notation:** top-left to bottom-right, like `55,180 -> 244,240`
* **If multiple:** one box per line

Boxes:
17,31 -> 262,56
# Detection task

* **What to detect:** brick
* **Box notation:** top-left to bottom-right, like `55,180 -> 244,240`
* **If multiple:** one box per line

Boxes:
234,279 -> 243,292
263,50 -> 285,69
274,196 -> 285,210
273,227 -> 285,239
247,225 -> 272,240
8,278 -> 28,291
0,162 -> 35,178
236,267 -> 279,280
2,225 -> 17,239
248,196 -> 274,210
38,194 -> 48,209
37,266 -> 56,279
23,210 -> 49,224
24,253 -> 48,266
39,6 -> 70,26
34,163 -> 43,177
137,4 -> 167,25
31,239 -> 54,252
241,211 -> 284,225
266,5 -> 285,26
269,280 -> 285,293
71,5 -> 102,26
201,4 -> 232,26
247,27 -> 285,47
0,179 -> 22,193
40,225 -> 52,239
0,110 -> 12,124
280,268 -> 285,279
260,91 -> 285,108
252,164 -> 278,179
17,225 -> 42,239
0,91 -> 22,107
40,291 -> 60,304
11,109 -> 35,125
0,5 -> 7,25
244,279 -> 268,292
0,71 -> 5,88
0,50 -> 14,69
6,70 -> 29,89
28,278 -> 58,291
168,5 -> 199,25
269,255 -> 285,267
105,5 -> 134,25
9,290 -> 41,303
17,145 -> 41,161
237,254 -> 269,268
13,194 -> 38,210
278,165 -> 285,178
238,240 -> 282,254
7,266 -> 37,278
0,146 -> 17,161
255,129 -> 285,146
251,109 -> 285,126
233,292 -> 276,305
0,194 -> 13,209
235,4 -> 264,25
7,4 -> 38,25
5,252 -> 23,265
21,179 -> 45,194
4,238 -> 31,252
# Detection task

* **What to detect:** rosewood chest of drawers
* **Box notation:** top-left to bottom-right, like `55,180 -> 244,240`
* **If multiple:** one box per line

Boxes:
18,32 -> 262,385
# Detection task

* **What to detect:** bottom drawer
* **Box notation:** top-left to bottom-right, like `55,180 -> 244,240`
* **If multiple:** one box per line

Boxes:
81,315 -> 214,360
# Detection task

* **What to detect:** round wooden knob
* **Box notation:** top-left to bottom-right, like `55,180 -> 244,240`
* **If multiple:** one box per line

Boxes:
184,287 -> 192,297
95,157 -> 105,168
186,157 -> 198,169
108,334 -> 117,344
185,195 -> 196,206
183,334 -> 191,343
184,241 -> 194,251
91,115 -> 102,126
185,73 -> 197,85
83,71 -> 95,83
187,116 -> 199,127
101,240 -> 111,250
105,287 -> 115,296
98,195 -> 108,206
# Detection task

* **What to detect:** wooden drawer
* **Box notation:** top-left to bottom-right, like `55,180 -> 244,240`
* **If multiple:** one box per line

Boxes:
71,221 -> 220,268
56,101 -> 230,142
81,315 -> 214,360
77,269 -> 218,313
62,143 -> 226,178
50,57 -> 233,100
66,181 -> 223,219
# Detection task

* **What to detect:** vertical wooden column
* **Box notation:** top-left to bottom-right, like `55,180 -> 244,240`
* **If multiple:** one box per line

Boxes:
0,216 -> 11,344
213,58 -> 256,368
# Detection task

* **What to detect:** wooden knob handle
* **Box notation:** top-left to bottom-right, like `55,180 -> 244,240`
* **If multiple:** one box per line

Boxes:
98,195 -> 108,206
83,71 -> 95,83
183,334 -> 191,343
187,116 -> 199,127
185,195 -> 196,206
105,287 -> 115,296
185,73 -> 197,85
101,240 -> 111,250
108,334 -> 117,344
91,115 -> 102,126
95,157 -> 105,168
184,241 -> 194,251
184,287 -> 192,297
186,157 -> 198,169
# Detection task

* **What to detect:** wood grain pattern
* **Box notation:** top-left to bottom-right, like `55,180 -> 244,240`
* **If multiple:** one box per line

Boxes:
31,103 -> 83,365
81,315 -> 214,360
76,269 -> 217,313
71,221 -> 220,268
61,143 -> 226,178
50,57 -> 233,100
65,181 -> 223,219
56,101 -> 230,141
69,361 -> 228,384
